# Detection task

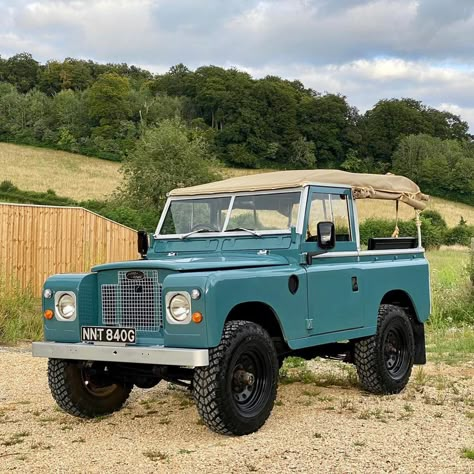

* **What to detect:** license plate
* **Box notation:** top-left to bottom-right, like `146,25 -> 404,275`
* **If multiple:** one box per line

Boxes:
81,326 -> 136,344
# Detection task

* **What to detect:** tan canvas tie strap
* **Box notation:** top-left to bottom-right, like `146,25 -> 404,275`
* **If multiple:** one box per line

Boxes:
391,200 -> 400,238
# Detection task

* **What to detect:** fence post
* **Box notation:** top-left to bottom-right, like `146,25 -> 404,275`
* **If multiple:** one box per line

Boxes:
470,237 -> 474,286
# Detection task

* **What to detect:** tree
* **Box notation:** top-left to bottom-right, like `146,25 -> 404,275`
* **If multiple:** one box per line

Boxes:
3,53 -> 39,93
392,134 -> 439,183
53,90 -> 89,138
298,93 -> 359,167
392,134 -> 474,203
86,72 -> 131,125
150,63 -> 196,97
39,58 -> 93,94
288,137 -> 316,168
360,98 -> 470,169
121,119 -> 218,210
360,99 -> 432,168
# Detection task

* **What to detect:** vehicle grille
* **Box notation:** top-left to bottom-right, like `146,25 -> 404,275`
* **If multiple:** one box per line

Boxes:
101,270 -> 162,331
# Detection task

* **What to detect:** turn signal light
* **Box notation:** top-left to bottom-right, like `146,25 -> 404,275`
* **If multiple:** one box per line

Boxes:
192,312 -> 203,323
44,309 -> 54,320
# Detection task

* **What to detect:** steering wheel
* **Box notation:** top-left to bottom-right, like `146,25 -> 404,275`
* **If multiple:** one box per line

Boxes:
190,223 -> 220,232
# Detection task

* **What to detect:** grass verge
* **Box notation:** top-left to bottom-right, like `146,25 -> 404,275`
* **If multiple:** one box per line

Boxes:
426,327 -> 474,364
427,249 -> 474,328
0,278 -> 41,344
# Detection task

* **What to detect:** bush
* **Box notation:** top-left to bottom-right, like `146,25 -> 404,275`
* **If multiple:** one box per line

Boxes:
445,221 -> 474,246
84,200 -> 158,232
421,209 -> 447,229
359,217 -> 445,250
226,144 -> 259,168
0,180 -> 18,192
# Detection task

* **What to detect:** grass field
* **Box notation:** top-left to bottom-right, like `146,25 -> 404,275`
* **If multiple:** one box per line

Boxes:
1,142 -> 474,226
0,143 -> 122,201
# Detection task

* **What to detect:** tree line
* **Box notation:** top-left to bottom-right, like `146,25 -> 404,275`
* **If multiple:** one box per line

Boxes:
0,52 -> 473,207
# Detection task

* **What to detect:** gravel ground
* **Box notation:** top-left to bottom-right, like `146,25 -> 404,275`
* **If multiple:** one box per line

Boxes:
0,347 -> 473,474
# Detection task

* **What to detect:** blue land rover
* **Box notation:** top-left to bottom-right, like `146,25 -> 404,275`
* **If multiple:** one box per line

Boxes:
33,169 -> 430,435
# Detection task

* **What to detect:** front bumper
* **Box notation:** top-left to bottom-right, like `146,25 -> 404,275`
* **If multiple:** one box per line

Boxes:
32,342 -> 209,367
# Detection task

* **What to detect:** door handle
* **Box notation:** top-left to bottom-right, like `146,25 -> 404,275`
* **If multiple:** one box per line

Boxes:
352,276 -> 359,292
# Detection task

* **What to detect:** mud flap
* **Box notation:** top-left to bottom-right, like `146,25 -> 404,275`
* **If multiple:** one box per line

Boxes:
413,322 -> 426,365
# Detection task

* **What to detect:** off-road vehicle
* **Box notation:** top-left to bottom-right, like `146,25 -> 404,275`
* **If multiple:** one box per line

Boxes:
33,169 -> 430,435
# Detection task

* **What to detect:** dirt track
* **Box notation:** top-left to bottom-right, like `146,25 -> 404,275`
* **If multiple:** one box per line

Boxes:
0,347 -> 473,473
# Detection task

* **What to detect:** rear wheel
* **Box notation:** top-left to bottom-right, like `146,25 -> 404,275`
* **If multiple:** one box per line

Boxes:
354,304 -> 415,394
193,320 -> 279,435
48,359 -> 132,418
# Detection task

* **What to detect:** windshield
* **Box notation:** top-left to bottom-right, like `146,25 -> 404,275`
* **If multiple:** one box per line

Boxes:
158,192 -> 301,236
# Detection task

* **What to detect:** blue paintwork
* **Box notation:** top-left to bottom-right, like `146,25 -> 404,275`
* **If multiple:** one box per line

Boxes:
92,253 -> 289,272
42,184 -> 431,355
43,273 -> 97,343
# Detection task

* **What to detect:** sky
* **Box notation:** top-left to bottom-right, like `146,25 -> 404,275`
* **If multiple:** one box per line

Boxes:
1,0 -> 474,130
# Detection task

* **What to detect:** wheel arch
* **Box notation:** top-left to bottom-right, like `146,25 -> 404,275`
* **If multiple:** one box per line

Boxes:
380,289 -> 419,321
225,301 -> 289,355
380,289 -> 426,365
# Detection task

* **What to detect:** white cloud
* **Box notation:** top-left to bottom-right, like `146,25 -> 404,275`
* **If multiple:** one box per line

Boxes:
0,0 -> 473,130
439,103 -> 474,131
238,58 -> 474,129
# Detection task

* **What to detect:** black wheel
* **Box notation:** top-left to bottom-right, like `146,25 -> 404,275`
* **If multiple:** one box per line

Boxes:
193,320 -> 279,435
354,304 -> 415,394
48,359 -> 132,418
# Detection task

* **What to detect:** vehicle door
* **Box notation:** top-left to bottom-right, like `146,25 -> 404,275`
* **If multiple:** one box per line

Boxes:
302,187 -> 364,335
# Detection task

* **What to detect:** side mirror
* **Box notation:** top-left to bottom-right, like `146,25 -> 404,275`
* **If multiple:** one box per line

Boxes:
137,230 -> 149,258
317,221 -> 335,250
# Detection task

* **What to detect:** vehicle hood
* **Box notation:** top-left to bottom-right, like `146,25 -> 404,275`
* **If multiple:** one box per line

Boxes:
91,254 -> 289,273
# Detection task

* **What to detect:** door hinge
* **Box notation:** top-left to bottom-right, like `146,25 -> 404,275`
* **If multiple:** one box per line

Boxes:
305,318 -> 313,330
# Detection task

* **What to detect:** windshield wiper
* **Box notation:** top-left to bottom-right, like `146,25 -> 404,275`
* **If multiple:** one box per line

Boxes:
181,228 -> 216,239
225,227 -> 262,237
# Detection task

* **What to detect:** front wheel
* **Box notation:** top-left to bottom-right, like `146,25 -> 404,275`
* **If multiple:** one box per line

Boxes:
193,321 -> 279,435
48,359 -> 132,418
354,304 -> 415,394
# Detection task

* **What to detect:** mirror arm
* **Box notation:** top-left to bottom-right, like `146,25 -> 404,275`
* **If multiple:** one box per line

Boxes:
137,230 -> 149,259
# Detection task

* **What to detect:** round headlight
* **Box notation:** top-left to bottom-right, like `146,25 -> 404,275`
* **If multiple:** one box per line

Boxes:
57,293 -> 76,319
169,294 -> 190,321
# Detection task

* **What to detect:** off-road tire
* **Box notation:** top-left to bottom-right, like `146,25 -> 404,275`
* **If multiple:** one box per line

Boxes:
354,304 -> 415,394
193,321 -> 279,435
48,359 -> 132,418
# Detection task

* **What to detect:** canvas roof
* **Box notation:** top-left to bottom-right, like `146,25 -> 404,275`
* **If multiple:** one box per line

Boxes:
169,169 -> 429,210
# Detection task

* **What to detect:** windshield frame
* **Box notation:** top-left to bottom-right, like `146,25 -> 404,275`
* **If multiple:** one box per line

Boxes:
154,188 -> 306,239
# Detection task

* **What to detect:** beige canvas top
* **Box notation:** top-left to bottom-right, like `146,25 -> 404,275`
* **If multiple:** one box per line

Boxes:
169,169 -> 429,209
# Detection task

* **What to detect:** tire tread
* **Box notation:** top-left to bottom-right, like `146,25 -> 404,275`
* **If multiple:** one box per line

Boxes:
48,359 -> 131,418
354,304 -> 414,395
193,320 -> 278,435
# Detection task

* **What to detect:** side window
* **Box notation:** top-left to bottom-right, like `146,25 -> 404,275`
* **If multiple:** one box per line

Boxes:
306,193 -> 352,242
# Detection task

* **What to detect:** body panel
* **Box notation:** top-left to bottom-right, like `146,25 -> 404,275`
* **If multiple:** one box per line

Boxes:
38,181 -> 431,365
92,253 -> 289,272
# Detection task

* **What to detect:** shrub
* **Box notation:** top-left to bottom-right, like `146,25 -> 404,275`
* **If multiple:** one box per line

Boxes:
0,180 -> 18,192
226,144 -> 259,168
421,210 -> 447,229
445,221 -> 474,247
359,217 -> 445,250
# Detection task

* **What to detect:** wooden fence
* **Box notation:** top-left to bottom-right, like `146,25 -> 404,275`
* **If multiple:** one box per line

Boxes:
0,203 -> 138,296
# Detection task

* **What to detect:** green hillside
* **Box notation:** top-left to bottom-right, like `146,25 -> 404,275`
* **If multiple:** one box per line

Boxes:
1,142 -> 474,229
